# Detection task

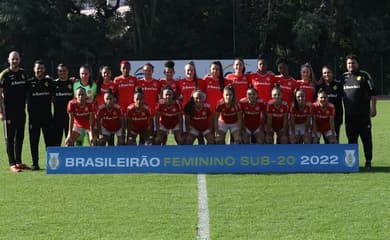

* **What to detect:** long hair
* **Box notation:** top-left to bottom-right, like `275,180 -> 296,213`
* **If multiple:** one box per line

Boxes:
211,61 -> 225,91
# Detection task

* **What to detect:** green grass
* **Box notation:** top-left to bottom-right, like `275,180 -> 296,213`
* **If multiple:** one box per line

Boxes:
0,101 -> 389,239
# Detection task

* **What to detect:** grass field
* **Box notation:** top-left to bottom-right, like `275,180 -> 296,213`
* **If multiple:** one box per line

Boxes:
0,101 -> 389,240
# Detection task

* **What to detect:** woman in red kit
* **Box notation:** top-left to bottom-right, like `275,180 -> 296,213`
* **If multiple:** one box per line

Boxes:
296,63 -> 316,103
289,88 -> 312,144
248,54 -> 276,103
136,63 -> 161,117
96,66 -> 117,107
178,61 -> 205,104
265,85 -> 289,144
225,58 -> 249,101
203,61 -> 225,113
160,60 -> 179,98
312,90 -> 337,144
215,84 -> 242,144
239,87 -> 266,144
126,87 -> 153,145
184,90 -> 214,144
113,60 -> 138,113
96,89 -> 125,146
65,87 -> 96,146
275,57 -> 297,106
155,87 -> 184,145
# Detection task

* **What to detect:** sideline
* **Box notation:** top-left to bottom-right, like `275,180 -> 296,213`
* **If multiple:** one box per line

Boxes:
197,174 -> 210,240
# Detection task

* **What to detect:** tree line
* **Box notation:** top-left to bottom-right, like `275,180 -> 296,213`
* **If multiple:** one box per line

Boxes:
1,0 -> 389,92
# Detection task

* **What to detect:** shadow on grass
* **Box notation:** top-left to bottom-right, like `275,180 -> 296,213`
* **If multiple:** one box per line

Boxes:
359,166 -> 390,173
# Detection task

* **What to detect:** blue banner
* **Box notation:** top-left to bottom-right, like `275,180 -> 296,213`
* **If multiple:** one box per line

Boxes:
46,144 -> 359,174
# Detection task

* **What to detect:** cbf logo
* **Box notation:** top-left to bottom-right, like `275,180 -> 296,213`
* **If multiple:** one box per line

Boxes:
48,153 -> 60,170
344,150 -> 357,167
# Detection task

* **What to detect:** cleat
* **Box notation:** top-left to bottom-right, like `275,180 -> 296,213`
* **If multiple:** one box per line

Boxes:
364,161 -> 372,170
16,163 -> 31,170
31,165 -> 41,171
10,165 -> 22,173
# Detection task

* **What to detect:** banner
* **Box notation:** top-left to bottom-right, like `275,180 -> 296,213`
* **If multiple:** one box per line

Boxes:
46,144 -> 359,174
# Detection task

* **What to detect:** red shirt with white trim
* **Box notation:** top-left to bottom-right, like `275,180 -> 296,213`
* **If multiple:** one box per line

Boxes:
215,99 -> 241,124
248,71 -> 277,103
239,97 -> 265,132
67,99 -> 95,129
113,75 -> 137,112
225,73 -> 249,100
126,103 -> 152,133
312,102 -> 335,132
189,103 -> 212,132
96,103 -> 123,132
266,100 -> 289,131
156,99 -> 182,129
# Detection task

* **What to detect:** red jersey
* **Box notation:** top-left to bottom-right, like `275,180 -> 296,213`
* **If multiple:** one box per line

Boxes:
96,81 -> 118,106
296,80 -> 316,103
126,103 -> 152,133
290,103 -> 312,125
225,73 -> 249,100
156,99 -> 182,129
215,99 -> 241,124
178,78 -> 206,105
248,71 -> 277,103
67,99 -> 95,129
239,97 -> 265,132
189,103 -> 212,132
312,102 -> 335,133
160,79 -> 179,98
203,76 -> 224,113
136,79 -> 161,116
96,103 -> 123,132
113,75 -> 137,112
266,100 -> 289,132
276,75 -> 297,106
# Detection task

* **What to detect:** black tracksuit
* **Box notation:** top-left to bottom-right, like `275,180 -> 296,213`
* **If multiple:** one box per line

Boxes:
52,79 -> 73,146
26,76 -> 54,167
0,68 -> 28,166
342,70 -> 376,162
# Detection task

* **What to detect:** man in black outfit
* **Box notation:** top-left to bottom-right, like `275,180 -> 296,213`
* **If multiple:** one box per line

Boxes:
26,60 -> 54,170
0,51 -> 30,172
342,54 -> 377,170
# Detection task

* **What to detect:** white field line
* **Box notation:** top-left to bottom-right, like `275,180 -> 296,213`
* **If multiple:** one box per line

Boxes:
197,174 -> 210,240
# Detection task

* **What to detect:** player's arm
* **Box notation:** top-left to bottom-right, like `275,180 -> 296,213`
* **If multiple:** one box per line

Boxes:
0,88 -> 4,121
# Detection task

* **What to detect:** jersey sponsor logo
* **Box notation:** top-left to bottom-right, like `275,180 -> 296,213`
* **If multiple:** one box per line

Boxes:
343,85 -> 360,90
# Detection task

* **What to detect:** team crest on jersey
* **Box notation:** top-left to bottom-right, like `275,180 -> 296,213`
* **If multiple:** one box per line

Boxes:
255,106 -> 260,111
172,108 -> 176,112
68,84 -> 72,90
141,112 -> 145,116
45,82 -> 49,87
333,85 -> 337,90
85,107 -> 88,111
266,77 -> 270,81
357,76 -> 362,81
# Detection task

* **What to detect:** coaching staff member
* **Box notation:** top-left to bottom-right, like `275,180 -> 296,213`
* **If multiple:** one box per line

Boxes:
0,51 -> 30,172
342,54 -> 377,170
26,60 -> 54,170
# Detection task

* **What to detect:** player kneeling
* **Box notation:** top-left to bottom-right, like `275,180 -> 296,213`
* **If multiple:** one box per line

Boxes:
184,90 -> 215,144
239,87 -> 265,144
65,87 -> 96,146
96,89 -> 125,145
312,91 -> 337,144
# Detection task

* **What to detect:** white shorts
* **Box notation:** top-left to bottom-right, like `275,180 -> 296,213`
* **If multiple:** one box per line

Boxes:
290,123 -> 308,136
72,125 -> 91,135
159,123 -> 180,134
218,120 -> 240,133
244,127 -> 262,135
189,128 -> 211,136
102,126 -> 123,137
313,129 -> 334,138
